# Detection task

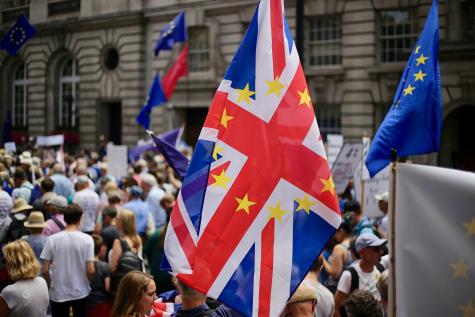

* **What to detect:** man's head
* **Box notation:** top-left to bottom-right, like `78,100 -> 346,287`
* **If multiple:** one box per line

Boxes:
282,283 -> 317,317
355,233 -> 387,265
107,190 -> 122,205
41,178 -> 55,193
13,168 -> 27,188
102,206 -> 117,226
76,175 -> 89,190
346,290 -> 383,317
63,204 -> 83,225
127,185 -> 143,200
140,173 -> 157,194
375,192 -> 389,214
45,195 -> 67,214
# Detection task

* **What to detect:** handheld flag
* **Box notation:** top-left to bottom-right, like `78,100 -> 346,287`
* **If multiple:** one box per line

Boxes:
161,126 -> 184,148
162,0 -> 341,316
365,0 -> 442,177
154,11 -> 187,56
136,74 -> 167,129
162,45 -> 189,100
0,15 -> 37,55
150,133 -> 189,178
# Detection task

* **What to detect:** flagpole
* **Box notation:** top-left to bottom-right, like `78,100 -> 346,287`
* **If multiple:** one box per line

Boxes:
389,148 -> 398,317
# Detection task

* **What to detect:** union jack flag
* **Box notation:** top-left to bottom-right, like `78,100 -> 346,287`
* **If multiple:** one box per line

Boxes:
162,0 -> 341,316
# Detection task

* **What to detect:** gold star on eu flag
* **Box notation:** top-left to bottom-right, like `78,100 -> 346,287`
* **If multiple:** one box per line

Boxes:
268,201 -> 288,222
413,70 -> 427,82
235,194 -> 256,214
416,54 -> 429,66
236,83 -> 255,105
404,84 -> 416,96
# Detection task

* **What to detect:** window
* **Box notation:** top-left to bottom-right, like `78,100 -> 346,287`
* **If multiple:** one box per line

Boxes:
48,0 -> 80,16
189,27 -> 210,72
58,58 -> 79,128
316,104 -> 341,136
307,15 -> 342,66
11,62 -> 28,128
378,9 -> 418,63
461,1 -> 475,40
1,0 -> 30,24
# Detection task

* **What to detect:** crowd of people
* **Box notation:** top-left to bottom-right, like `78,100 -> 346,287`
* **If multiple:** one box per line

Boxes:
0,145 -> 390,317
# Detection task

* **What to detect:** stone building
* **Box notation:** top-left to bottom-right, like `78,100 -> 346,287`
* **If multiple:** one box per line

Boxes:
0,0 -> 474,170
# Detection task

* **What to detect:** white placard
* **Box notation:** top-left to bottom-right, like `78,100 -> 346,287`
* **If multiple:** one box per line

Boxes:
4,142 -> 16,155
326,134 -> 343,168
331,142 -> 363,195
36,134 -> 64,147
106,145 -> 128,180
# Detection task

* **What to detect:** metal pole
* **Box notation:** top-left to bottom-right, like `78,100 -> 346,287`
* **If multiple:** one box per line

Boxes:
296,0 -> 304,67
389,148 -> 398,317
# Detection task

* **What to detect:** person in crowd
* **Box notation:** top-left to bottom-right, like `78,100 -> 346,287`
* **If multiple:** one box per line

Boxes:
32,178 -> 56,215
23,211 -> 48,262
109,210 -> 143,272
42,195 -> 68,237
140,173 -> 166,229
73,175 -> 100,234
0,189 -> 12,231
344,290 -> 384,317
303,256 -> 334,317
0,198 -> 32,243
73,165 -> 96,192
344,201 -> 373,237
334,234 -> 386,317
87,234 -> 112,317
122,186 -> 152,238
280,283 -> 317,317
50,163 -> 74,200
41,204 -> 95,317
0,240 -> 49,317
376,270 -> 389,317
321,217 -> 354,293
374,192 -> 389,238
100,206 -> 120,257
11,168 -> 33,203
111,271 -> 156,317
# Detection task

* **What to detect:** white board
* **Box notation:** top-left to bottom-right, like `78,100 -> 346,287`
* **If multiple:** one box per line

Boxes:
36,134 -> 64,147
326,134 -> 343,168
331,142 -> 363,195
106,145 -> 128,180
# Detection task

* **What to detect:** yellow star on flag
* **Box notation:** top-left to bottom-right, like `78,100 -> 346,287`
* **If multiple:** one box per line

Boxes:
297,88 -> 311,108
235,194 -> 256,214
415,45 -> 421,54
459,300 -> 475,317
295,194 -> 316,214
212,145 -> 223,161
266,76 -> 286,97
450,259 -> 470,280
268,201 -> 288,222
403,84 -> 416,96
211,170 -> 232,189
320,175 -> 335,196
220,108 -> 234,129
416,53 -> 429,66
236,83 -> 255,105
413,70 -> 427,82
464,218 -> 475,237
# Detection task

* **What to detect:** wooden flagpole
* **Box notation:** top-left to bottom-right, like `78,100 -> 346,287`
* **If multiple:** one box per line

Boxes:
389,148 -> 398,317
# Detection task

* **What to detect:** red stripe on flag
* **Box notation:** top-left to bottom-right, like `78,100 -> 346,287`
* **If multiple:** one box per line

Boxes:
258,220 -> 275,317
203,91 -> 228,131
270,0 -> 285,78
170,202 -> 195,265
208,161 -> 231,186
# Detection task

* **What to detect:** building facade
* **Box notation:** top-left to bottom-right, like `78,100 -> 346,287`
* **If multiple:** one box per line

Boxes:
0,0 -> 474,170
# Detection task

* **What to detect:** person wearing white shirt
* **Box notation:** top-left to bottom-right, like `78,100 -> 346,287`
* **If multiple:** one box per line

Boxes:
73,176 -> 100,234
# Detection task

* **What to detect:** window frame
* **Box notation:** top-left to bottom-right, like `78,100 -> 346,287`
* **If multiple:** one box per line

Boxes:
58,58 -> 79,128
306,14 -> 342,67
188,26 -> 210,73
316,103 -> 342,137
11,62 -> 28,128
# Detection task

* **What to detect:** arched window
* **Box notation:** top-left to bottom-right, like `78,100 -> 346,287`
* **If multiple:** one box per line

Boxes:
11,62 -> 28,128
58,58 -> 79,128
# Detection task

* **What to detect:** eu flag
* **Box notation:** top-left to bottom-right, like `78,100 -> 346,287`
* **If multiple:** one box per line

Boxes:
151,133 -> 189,178
154,11 -> 187,56
366,0 -> 442,177
0,15 -> 37,56
136,74 -> 167,129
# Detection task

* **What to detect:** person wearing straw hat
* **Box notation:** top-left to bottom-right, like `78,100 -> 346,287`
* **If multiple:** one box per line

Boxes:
24,211 -> 48,261
0,198 -> 32,243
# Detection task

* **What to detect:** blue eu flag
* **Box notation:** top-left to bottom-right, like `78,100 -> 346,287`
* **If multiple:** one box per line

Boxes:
136,74 -> 167,129
151,133 -> 189,179
0,15 -> 37,55
154,11 -> 187,56
366,0 -> 442,177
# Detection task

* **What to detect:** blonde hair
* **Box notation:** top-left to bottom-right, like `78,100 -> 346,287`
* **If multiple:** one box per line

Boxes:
3,240 -> 40,281
116,209 -> 141,251
111,271 -> 154,317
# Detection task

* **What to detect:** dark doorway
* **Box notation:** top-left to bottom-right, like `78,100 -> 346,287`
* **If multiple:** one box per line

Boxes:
439,105 -> 475,172
184,108 -> 208,146
98,102 -> 122,145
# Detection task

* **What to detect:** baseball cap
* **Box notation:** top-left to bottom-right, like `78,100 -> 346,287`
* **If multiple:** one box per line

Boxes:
374,191 -> 389,202
355,233 -> 387,253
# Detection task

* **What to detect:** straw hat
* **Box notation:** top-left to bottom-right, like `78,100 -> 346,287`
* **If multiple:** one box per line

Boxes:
11,198 -> 33,213
24,211 -> 47,228
288,283 -> 317,304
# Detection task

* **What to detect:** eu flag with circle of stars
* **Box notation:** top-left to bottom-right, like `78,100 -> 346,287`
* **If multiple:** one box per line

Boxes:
0,14 -> 37,56
366,0 -> 442,177
154,11 -> 187,56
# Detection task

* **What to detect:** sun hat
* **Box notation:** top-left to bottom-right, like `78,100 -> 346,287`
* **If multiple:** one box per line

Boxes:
288,283 -> 317,304
24,211 -> 47,228
355,233 -> 387,253
11,198 -> 33,213
374,191 -> 389,202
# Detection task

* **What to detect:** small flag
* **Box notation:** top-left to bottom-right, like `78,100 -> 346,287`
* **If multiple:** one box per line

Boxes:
161,126 -> 184,148
154,11 -> 187,56
162,45 -> 189,100
0,14 -> 37,55
136,74 -> 167,129
151,133 -> 189,178
365,0 -> 442,177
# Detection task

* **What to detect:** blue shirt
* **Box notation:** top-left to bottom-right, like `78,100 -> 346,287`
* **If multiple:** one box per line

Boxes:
51,173 -> 74,200
123,199 -> 151,235
26,234 -> 47,262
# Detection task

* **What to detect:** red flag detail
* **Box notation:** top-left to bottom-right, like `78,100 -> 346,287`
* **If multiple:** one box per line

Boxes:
162,44 -> 189,100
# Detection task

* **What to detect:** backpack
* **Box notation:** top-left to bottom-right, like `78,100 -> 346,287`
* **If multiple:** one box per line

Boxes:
347,263 -> 385,293
5,215 -> 30,242
111,238 -> 143,293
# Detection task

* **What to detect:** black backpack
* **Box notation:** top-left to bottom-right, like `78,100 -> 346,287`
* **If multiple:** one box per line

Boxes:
5,215 -> 30,242
111,238 -> 143,293
347,262 -> 385,293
